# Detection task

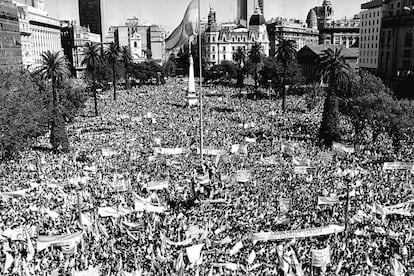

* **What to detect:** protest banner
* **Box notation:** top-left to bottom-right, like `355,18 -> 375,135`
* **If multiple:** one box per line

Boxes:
134,201 -> 166,214
318,196 -> 340,205
186,244 -> 204,264
311,246 -> 331,267
1,188 -> 31,200
197,148 -> 227,156
236,170 -> 251,183
383,162 -> 414,171
245,137 -> 257,143
1,226 -> 38,241
154,147 -> 188,155
161,232 -> 193,247
316,151 -> 334,163
110,179 -> 130,192
73,266 -> 100,276
294,167 -> 308,175
279,198 -> 292,214
281,142 -> 295,156
98,207 -> 132,218
229,241 -> 243,256
231,144 -> 248,155
251,225 -> 345,242
332,142 -> 355,154
37,231 -> 84,252
102,148 -> 118,157
144,180 -> 169,191
292,158 -> 312,167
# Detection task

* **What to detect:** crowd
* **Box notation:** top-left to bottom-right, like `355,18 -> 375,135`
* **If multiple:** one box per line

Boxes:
0,79 -> 413,276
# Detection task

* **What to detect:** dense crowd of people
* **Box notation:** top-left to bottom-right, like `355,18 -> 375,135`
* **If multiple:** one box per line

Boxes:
0,80 -> 413,275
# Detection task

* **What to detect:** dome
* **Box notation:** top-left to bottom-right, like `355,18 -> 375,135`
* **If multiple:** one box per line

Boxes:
249,6 -> 266,26
306,9 -> 317,23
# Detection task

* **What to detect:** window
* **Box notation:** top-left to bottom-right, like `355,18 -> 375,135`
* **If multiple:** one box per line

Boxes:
223,46 -> 226,51
405,29 -> 413,47
403,49 -> 411,58
212,54 -> 215,60
134,42 -> 137,47
223,54 -> 226,60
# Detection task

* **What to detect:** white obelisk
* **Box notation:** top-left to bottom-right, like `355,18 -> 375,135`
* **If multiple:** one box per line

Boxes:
186,41 -> 199,106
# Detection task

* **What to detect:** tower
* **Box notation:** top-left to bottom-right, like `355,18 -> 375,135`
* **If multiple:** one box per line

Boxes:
79,0 -> 102,37
237,0 -> 264,27
207,5 -> 216,26
306,9 -> 317,29
321,0 -> 333,27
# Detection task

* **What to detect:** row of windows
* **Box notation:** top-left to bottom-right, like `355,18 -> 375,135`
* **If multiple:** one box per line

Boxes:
0,21 -> 19,32
361,43 -> 378,49
361,50 -> 377,57
361,19 -> 380,27
361,34 -> 379,41
361,11 -> 380,19
360,58 -> 377,64
380,28 -> 413,47
361,27 -> 379,34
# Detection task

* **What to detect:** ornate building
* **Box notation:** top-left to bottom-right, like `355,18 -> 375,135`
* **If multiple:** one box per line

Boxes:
61,20 -> 101,78
203,6 -> 269,66
307,0 -> 360,48
267,18 -> 319,55
14,0 -> 61,69
237,0 -> 264,27
378,0 -> 414,79
0,0 -> 22,69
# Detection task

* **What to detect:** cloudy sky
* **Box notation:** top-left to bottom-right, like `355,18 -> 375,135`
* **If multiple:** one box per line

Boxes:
45,0 -> 364,32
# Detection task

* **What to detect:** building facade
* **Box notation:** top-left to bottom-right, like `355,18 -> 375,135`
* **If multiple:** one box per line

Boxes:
267,18 -> 319,56
237,0 -> 264,27
113,18 -> 166,64
14,1 -> 61,69
359,0 -> 383,72
0,0 -> 22,69
203,6 -> 269,65
378,0 -> 414,79
61,20 -> 101,78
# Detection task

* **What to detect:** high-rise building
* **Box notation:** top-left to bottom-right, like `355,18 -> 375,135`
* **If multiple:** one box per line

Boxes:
14,0 -> 61,69
359,0 -> 383,73
267,18 -> 319,55
378,0 -> 414,79
0,0 -> 22,69
237,0 -> 264,27
78,0 -> 102,37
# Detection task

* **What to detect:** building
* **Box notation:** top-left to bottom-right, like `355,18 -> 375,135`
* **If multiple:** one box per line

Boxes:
359,0 -> 383,73
61,20 -> 101,78
237,0 -> 264,27
297,45 -> 359,82
0,0 -> 22,69
14,0 -> 61,69
378,0 -> 414,80
267,18 -> 319,56
318,16 -> 360,48
113,18 -> 166,64
308,0 -> 360,48
203,6 -> 269,66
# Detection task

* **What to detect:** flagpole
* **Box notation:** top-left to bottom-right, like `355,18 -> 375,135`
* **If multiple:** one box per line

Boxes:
198,0 -> 204,165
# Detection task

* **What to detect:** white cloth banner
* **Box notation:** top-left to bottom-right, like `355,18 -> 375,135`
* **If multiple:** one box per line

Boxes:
236,170 -> 251,183
98,207 -> 132,218
154,147 -> 188,155
231,144 -> 248,155
134,201 -> 166,214
1,188 -> 31,199
318,197 -> 340,205
197,148 -> 227,156
37,231 -> 83,252
186,244 -> 204,264
383,162 -> 414,171
73,266 -> 100,276
252,225 -> 345,242
145,180 -> 169,191
312,246 -> 331,267
1,226 -> 37,241
332,142 -> 355,154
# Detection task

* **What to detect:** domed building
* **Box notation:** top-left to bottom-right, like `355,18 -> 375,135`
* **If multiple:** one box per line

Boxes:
306,9 -> 318,29
202,5 -> 269,66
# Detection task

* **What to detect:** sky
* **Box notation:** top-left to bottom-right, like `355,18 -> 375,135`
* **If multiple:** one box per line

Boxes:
45,0 -> 364,33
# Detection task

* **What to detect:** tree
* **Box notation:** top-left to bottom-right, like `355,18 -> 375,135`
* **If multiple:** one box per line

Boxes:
37,50 -> 71,152
120,46 -> 133,88
317,47 -> 351,146
233,46 -> 247,87
163,54 -> 177,77
82,42 -> 102,116
247,42 -> 264,96
105,42 -> 120,100
275,38 -> 297,112
0,69 -> 48,160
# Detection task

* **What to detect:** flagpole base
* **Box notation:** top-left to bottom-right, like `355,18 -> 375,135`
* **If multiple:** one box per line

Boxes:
186,92 -> 199,107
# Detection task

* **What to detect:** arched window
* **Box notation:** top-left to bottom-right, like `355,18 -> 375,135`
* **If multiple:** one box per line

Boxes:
134,42 -> 137,48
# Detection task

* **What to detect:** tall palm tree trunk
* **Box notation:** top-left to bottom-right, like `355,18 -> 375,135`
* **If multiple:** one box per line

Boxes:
113,63 -> 117,101
92,71 -> 98,116
282,62 -> 287,112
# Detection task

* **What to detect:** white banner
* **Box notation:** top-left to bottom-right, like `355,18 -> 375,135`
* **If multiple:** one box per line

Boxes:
236,170 -> 251,183
312,246 -> 330,267
145,180 -> 169,191
332,142 -> 355,154
231,144 -> 248,155
252,225 -> 345,242
1,188 -> 31,200
318,197 -> 340,205
102,148 -> 118,157
134,201 -> 166,214
154,147 -> 188,155
98,206 -> 132,218
1,226 -> 38,241
197,148 -> 227,156
260,155 -> 278,166
37,231 -> 84,252
383,162 -> 414,171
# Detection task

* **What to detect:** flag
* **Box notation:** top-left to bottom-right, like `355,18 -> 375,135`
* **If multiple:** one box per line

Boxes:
390,258 -> 406,276
37,231 -> 83,252
186,244 -> 204,264
165,0 -> 199,50
26,229 -> 35,261
248,250 -> 256,264
229,241 -> 243,256
4,252 -> 13,272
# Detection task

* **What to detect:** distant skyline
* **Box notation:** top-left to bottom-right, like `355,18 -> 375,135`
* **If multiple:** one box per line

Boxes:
45,0 -> 364,33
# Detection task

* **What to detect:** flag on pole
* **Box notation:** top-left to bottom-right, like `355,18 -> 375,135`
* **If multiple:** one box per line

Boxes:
165,0 -> 199,50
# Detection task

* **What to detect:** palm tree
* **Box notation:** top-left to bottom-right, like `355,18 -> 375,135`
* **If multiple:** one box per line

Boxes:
233,46 -> 246,88
275,38 -> 297,112
248,42 -> 264,97
37,50 -> 71,151
105,42 -> 120,100
318,47 -> 351,146
120,46 -> 133,89
82,42 -> 101,116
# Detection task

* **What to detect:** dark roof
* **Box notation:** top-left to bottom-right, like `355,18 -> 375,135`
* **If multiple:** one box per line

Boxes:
301,45 -> 359,58
249,13 -> 266,26
306,9 -> 317,23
